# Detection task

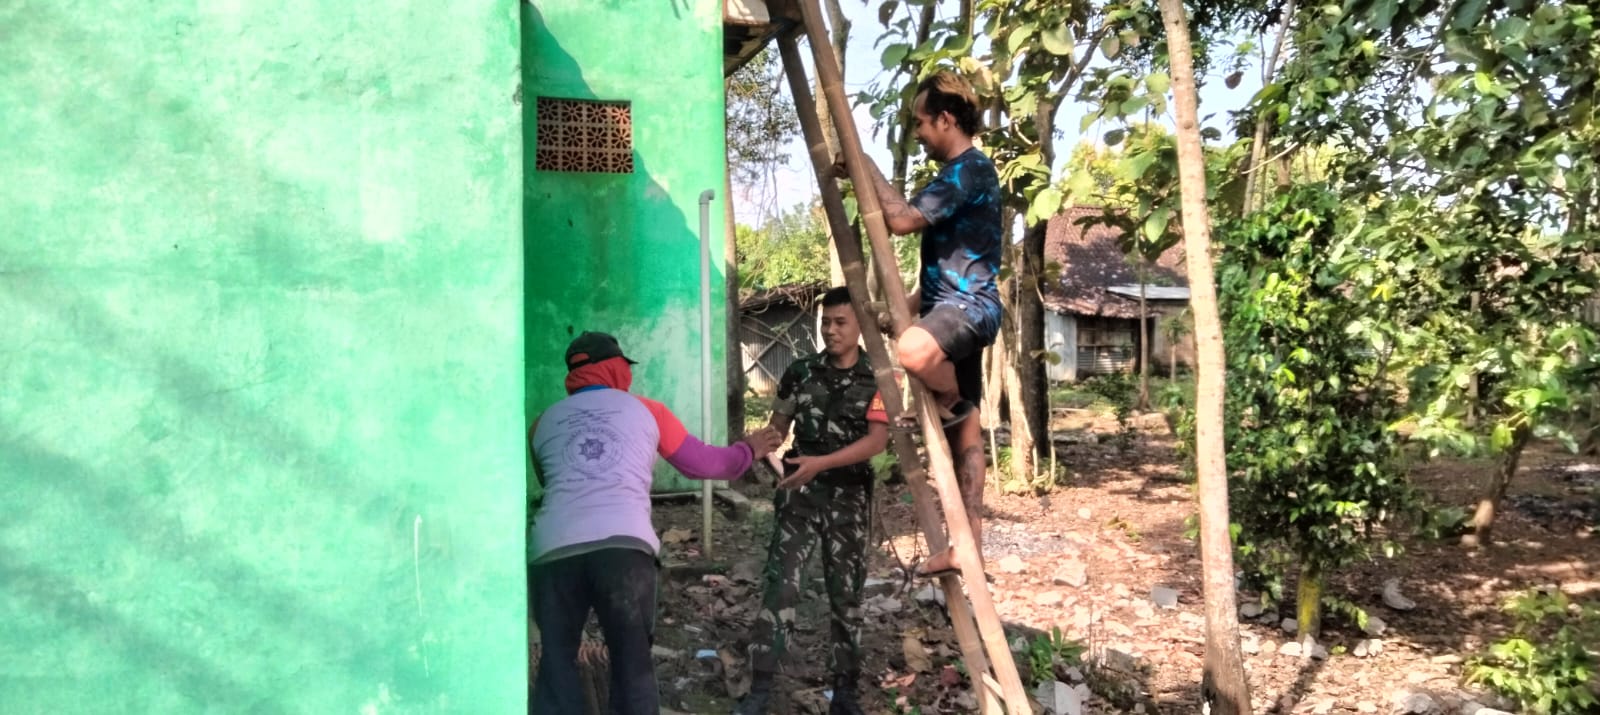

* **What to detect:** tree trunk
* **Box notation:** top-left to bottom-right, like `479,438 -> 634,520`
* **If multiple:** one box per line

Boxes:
1138,263 -> 1151,410
1462,423 -> 1532,547
1295,562 -> 1322,640
890,2 -> 939,191
1156,0 -> 1253,711
1241,0 -> 1295,214
1013,97 -> 1055,468
1000,243 -> 1035,484
986,332 -> 1007,495
725,166 -> 745,440
815,0 -> 849,285
1017,218 -> 1049,466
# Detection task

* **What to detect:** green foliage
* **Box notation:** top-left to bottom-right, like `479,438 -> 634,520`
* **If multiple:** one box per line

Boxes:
1024,627 -> 1086,686
725,49 -> 798,189
1412,502 -> 1473,541
734,203 -> 831,291
870,449 -> 899,485
1184,185 -> 1415,618
1468,590 -> 1600,715
1269,0 -> 1600,476
1080,373 -> 1137,450
995,446 -> 1070,494
743,391 -> 774,432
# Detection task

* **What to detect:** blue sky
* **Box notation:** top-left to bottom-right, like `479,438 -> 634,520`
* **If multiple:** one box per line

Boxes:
734,1 -> 1268,225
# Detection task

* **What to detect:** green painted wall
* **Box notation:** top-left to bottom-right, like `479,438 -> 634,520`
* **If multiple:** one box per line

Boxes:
0,2 -> 526,712
522,0 -> 730,494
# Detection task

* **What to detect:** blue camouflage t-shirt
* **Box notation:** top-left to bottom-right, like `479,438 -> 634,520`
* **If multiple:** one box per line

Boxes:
910,146 -> 1003,342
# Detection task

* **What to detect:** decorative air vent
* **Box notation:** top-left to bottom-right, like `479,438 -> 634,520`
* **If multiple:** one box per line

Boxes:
535,97 -> 634,174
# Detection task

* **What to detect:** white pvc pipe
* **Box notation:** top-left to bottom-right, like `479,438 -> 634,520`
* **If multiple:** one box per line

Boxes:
698,189 -> 716,558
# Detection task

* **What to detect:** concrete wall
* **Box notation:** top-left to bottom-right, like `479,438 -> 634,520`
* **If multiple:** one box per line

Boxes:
523,0 -> 729,493
0,2 -> 526,711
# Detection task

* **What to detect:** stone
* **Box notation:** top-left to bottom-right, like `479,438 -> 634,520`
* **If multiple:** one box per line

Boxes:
1036,680 -> 1082,715
1383,577 -> 1418,611
1151,586 -> 1180,609
1078,507 -> 1093,519
912,584 -> 945,607
1353,639 -> 1385,657
713,487 -> 752,519
1241,638 -> 1260,655
1260,639 -> 1279,655
1363,614 -> 1389,636
1106,620 -> 1134,637
1035,591 -> 1064,607
863,595 -> 904,615
1430,654 -> 1465,665
998,554 -> 1028,574
1393,691 -> 1438,714
1053,560 -> 1089,588
1102,649 -> 1139,674
1281,617 -> 1299,634
651,645 -> 683,659
1310,642 -> 1330,660
1239,602 -> 1264,619
1279,641 -> 1302,657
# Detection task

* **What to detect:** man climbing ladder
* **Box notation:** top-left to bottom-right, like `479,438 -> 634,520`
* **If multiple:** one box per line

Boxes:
781,0 -> 1033,710
849,70 -> 1002,577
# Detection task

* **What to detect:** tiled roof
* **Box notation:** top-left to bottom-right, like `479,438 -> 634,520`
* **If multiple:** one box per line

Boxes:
1044,206 -> 1188,319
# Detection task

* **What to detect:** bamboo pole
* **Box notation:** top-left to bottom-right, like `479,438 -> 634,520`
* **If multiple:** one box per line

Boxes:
791,3 -> 1031,711
776,31 -> 994,694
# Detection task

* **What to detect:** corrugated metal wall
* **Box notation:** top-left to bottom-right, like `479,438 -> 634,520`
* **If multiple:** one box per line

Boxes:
739,305 -> 818,395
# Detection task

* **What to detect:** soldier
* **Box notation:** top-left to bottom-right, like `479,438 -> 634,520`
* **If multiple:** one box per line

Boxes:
734,287 -> 890,715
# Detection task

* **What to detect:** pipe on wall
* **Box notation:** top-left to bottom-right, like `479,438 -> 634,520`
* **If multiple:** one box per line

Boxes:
698,189 -> 716,557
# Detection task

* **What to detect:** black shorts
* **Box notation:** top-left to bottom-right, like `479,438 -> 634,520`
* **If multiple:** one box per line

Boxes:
918,303 -> 987,404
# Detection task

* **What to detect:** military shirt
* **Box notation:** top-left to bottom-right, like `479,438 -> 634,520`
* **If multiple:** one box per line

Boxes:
772,351 -> 888,465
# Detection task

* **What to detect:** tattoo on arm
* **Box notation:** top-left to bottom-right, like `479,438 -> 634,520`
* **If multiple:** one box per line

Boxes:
866,161 -> 928,235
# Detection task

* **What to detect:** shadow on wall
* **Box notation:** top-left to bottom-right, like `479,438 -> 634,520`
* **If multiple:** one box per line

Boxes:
520,0 -> 715,495
519,0 -> 718,705
1,3 -> 524,711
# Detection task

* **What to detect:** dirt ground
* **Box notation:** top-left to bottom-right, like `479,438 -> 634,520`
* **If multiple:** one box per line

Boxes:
566,410 -> 1598,714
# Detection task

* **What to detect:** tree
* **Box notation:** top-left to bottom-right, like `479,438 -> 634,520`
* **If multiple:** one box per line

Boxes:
1212,186 -> 1412,642
1064,125 -> 1185,409
727,49 -> 800,192
860,0 -> 1119,482
1268,0 -> 1600,545
727,48 -> 802,437
1154,0 -> 1253,710
735,203 -> 833,291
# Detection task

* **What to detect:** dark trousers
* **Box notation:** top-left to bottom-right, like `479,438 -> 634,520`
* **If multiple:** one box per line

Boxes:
530,548 -> 659,715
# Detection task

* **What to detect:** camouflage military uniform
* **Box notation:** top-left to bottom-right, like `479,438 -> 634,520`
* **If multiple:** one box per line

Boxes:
748,351 -> 887,679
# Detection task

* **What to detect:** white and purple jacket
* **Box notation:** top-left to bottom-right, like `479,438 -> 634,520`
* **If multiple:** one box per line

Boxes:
528,359 -> 752,564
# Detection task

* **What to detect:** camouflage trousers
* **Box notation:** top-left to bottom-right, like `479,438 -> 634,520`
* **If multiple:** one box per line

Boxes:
746,471 -> 871,677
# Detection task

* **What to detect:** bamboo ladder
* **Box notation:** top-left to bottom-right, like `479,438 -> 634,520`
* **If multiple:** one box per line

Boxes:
774,2 -> 1030,711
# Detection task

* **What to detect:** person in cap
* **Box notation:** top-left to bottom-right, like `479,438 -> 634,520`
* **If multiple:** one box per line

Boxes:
528,331 -> 783,715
